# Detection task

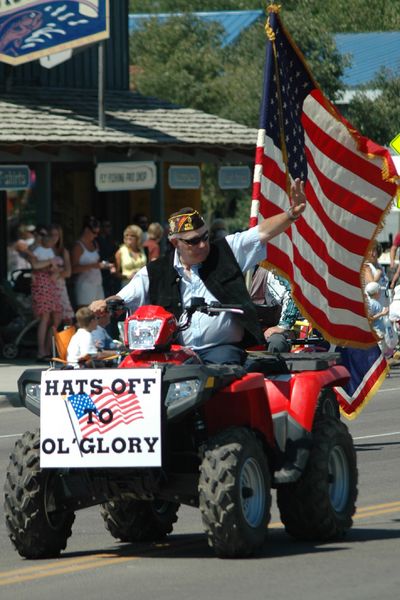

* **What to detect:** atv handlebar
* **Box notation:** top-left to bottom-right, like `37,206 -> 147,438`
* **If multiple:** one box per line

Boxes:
106,298 -> 126,317
105,297 -> 244,319
187,298 -> 244,317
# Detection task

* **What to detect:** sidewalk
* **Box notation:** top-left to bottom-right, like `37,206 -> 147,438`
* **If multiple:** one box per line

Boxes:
0,358 -> 41,408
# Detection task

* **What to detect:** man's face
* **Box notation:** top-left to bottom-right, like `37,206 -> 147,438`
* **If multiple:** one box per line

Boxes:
170,225 -> 210,266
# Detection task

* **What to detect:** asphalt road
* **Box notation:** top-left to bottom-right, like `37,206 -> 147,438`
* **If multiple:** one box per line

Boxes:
0,371 -> 399,600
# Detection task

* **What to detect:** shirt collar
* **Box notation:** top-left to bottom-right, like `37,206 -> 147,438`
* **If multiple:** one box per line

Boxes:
173,249 -> 200,274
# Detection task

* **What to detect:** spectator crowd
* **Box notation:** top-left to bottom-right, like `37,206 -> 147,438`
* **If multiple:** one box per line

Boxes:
5,215 -> 166,362
4,212 -> 400,364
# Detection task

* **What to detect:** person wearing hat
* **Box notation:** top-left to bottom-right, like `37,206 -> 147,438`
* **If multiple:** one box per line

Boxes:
90,179 -> 306,364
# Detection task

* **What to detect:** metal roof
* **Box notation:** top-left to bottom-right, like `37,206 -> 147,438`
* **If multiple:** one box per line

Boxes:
335,31 -> 400,86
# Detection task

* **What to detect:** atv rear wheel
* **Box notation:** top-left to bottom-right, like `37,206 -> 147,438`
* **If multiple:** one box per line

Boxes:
4,429 -> 75,558
277,417 -> 357,541
100,499 -> 179,542
199,427 -> 271,558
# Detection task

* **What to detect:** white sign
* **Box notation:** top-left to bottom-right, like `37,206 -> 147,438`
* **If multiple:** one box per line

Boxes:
40,369 -> 162,468
168,166 -> 201,189
218,166 -> 251,189
95,161 -> 157,191
40,49 -> 73,69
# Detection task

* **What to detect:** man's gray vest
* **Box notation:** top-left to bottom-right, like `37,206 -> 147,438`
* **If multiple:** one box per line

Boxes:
147,238 -> 263,347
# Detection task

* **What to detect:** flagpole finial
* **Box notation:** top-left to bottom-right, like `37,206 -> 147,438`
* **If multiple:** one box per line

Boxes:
267,4 -> 281,14
265,5 -> 280,40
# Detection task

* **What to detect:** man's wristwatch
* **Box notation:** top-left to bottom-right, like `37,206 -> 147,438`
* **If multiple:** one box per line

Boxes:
286,206 -> 300,221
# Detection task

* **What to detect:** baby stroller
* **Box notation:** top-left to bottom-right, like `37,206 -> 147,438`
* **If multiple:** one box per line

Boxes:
0,269 -> 38,359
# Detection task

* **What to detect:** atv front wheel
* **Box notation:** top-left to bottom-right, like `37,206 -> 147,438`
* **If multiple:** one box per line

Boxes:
277,417 -> 357,541
199,427 -> 271,558
4,429 -> 75,558
100,499 -> 179,542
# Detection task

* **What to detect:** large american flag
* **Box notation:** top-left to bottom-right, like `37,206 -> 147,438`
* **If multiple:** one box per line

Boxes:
251,6 -> 399,348
68,388 -> 143,437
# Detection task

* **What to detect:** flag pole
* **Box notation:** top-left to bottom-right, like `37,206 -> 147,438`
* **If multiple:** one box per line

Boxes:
246,4 -> 281,291
64,396 -> 83,457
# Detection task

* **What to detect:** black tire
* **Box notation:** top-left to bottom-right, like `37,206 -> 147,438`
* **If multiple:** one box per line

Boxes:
100,499 -> 179,542
316,388 -> 340,420
199,427 -> 271,558
277,417 -> 357,541
4,429 -> 75,558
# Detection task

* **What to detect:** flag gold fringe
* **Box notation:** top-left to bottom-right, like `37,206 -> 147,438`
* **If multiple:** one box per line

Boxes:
338,359 -> 389,421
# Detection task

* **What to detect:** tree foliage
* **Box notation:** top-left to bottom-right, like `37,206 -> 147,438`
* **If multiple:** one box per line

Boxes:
130,15 -> 225,114
130,6 -> 347,124
128,0 -> 400,222
345,72 -> 400,146
281,0 -> 400,32
129,0 -> 400,32
129,1 -> 263,12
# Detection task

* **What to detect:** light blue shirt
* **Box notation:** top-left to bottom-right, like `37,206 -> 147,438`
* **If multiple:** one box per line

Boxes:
118,226 -> 265,350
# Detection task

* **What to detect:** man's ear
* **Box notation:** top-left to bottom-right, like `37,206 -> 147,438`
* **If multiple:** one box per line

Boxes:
169,237 -> 178,248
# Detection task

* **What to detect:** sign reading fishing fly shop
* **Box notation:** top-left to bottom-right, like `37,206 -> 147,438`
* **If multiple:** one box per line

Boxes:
0,0 -> 110,66
40,369 -> 162,468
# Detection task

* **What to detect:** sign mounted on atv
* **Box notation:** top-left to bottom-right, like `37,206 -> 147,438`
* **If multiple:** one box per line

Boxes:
40,369 -> 162,468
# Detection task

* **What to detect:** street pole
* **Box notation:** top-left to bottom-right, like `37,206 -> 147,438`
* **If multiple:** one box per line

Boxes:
98,41 -> 106,129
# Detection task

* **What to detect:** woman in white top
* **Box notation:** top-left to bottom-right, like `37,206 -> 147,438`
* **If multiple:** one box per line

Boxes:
71,216 -> 108,308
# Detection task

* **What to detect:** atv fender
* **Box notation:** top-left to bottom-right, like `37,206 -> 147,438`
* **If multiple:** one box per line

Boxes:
204,373 -> 275,447
266,365 -> 349,432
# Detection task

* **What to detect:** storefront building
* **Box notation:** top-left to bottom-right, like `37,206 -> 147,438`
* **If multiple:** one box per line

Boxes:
0,1 -> 257,281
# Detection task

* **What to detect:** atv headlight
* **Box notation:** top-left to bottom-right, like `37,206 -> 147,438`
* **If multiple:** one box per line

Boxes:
24,382 -> 41,416
165,379 -> 201,406
127,319 -> 163,350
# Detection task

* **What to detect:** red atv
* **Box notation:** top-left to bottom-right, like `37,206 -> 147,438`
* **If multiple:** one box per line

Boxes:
4,299 -> 357,559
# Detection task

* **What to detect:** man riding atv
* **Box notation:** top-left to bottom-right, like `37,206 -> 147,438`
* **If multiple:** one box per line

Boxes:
90,178 -> 307,364
6,181 -> 358,561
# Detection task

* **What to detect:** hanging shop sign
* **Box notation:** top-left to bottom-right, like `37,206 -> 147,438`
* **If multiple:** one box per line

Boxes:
95,161 -> 157,192
218,166 -> 251,190
168,166 -> 201,189
0,0 -> 110,66
0,165 -> 30,190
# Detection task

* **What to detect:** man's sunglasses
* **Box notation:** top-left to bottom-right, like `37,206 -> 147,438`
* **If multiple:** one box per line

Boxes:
177,231 -> 209,246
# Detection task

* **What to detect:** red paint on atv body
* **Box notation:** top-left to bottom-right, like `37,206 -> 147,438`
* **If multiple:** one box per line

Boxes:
265,365 -> 349,431
204,373 -> 275,447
